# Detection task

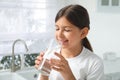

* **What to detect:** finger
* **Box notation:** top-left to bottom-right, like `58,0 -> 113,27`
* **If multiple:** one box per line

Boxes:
40,52 -> 44,56
34,64 -> 39,69
54,52 -> 65,60
50,58 -> 64,68
36,52 -> 45,60
35,59 -> 41,65
38,52 -> 44,58
54,52 -> 68,64
36,56 -> 43,61
50,58 -> 60,65
51,66 -> 63,71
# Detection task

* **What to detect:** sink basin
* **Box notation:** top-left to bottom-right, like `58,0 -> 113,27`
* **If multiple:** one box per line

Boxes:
17,67 -> 39,80
0,67 -> 39,80
0,72 -> 26,80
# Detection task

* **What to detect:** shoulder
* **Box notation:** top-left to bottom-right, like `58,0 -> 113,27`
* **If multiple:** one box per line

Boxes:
84,47 -> 102,63
83,48 -> 104,80
83,47 -> 104,72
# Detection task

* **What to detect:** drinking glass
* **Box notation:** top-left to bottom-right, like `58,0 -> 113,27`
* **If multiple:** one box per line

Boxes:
38,39 -> 61,76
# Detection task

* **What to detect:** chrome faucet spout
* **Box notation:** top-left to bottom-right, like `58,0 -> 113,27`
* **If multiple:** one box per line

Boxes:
11,39 -> 28,72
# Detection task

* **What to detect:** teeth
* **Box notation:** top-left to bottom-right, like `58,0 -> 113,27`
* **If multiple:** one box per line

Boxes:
59,41 -> 65,45
58,40 -> 67,45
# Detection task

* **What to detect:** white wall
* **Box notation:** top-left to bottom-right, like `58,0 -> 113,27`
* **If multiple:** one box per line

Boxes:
77,0 -> 120,58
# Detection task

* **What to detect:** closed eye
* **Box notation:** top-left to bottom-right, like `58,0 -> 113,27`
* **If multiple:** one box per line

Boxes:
65,29 -> 72,32
55,25 -> 59,31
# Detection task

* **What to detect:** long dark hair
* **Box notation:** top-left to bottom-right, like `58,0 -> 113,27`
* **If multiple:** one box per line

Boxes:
55,4 -> 93,52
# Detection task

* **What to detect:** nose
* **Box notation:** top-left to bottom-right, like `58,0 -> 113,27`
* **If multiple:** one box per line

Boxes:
57,30 -> 64,38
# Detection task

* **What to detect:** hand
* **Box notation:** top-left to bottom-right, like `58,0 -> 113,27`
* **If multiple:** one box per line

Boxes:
35,52 -> 49,80
49,52 -> 76,80
35,52 -> 44,69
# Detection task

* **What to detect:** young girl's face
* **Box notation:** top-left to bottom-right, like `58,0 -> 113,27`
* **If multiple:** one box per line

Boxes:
55,17 -> 86,49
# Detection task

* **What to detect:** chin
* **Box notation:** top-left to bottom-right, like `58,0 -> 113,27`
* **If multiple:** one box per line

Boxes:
61,45 -> 69,49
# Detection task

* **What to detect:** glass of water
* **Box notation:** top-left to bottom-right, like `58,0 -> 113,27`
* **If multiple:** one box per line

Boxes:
38,39 -> 61,76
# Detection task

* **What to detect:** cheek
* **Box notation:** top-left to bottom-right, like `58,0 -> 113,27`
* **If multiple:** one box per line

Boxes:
65,33 -> 76,41
69,32 -> 81,41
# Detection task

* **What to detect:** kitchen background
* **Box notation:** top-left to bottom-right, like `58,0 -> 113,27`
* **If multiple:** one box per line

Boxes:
0,0 -> 120,80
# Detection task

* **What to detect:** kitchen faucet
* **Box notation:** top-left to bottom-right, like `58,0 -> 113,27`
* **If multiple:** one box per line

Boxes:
11,39 -> 28,72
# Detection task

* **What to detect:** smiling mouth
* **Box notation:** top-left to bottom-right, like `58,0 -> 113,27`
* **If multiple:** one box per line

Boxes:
58,40 -> 68,45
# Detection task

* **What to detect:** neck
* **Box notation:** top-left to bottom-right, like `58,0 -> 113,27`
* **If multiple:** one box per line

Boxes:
61,46 -> 83,58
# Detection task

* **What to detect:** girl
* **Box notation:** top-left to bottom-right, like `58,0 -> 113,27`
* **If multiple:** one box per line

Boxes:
35,4 -> 104,80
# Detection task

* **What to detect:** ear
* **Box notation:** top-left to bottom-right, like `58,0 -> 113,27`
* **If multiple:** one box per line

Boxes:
80,27 -> 89,39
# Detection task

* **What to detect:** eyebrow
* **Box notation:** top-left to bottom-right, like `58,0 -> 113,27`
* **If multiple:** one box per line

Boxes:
55,25 -> 73,28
